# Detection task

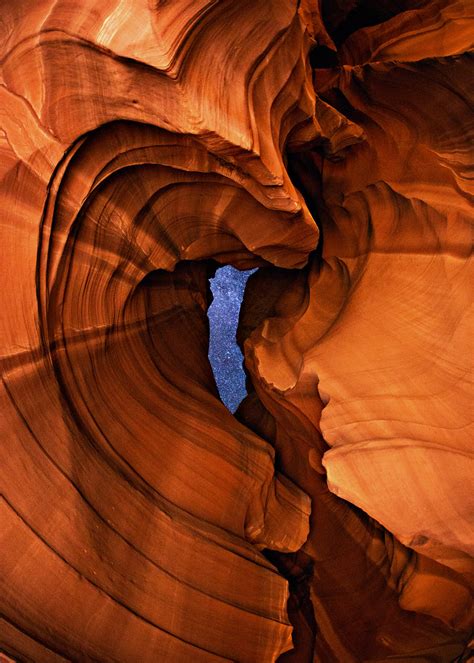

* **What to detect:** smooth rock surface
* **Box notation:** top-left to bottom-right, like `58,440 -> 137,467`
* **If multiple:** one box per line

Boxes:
1,0 -> 472,661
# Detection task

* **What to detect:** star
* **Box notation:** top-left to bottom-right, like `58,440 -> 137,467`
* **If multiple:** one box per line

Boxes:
208,265 -> 256,412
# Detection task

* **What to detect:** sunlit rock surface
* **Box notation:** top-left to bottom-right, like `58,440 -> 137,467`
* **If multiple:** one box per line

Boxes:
0,0 -> 472,661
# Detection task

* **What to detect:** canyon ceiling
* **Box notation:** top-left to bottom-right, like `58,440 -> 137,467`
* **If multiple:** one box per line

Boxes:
0,0 -> 473,661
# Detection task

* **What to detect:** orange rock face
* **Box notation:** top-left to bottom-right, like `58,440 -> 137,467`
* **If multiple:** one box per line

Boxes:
0,1 -> 472,661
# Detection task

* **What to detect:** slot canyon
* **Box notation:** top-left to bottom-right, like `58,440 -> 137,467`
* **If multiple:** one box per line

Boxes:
0,0 -> 473,661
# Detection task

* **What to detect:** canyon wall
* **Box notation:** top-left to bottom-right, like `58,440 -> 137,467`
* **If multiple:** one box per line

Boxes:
1,0 -> 472,661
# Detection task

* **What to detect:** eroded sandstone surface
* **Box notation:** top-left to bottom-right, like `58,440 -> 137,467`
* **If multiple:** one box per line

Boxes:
1,0 -> 472,661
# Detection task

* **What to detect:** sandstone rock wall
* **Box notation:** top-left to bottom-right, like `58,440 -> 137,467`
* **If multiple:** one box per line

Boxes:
1,1 -> 472,660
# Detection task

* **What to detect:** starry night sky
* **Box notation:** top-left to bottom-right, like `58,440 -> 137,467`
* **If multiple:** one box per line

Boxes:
208,266 -> 256,412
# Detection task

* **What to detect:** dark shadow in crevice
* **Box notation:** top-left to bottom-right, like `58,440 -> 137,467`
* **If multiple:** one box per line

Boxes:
321,0 -> 424,47
310,45 -> 339,69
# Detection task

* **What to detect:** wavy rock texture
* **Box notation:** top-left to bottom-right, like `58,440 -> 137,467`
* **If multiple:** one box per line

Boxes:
0,0 -> 472,661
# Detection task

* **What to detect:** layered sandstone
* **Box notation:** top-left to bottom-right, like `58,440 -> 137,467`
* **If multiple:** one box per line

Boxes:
1,0 -> 472,661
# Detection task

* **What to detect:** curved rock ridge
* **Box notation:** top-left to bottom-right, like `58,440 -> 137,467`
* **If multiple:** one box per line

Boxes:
339,0 -> 474,64
239,3 -> 473,660
1,0 -> 473,662
1,1 -> 321,660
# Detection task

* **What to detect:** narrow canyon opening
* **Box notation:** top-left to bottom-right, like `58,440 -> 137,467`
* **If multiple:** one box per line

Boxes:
207,265 -> 256,413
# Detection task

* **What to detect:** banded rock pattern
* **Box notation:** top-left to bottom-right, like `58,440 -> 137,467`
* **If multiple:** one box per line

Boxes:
239,1 -> 474,659
1,0 -> 473,661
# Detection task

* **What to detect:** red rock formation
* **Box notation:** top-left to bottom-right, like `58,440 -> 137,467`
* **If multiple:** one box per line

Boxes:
0,0 -> 472,661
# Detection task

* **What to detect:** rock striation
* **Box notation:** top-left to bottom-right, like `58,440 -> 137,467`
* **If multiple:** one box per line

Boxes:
1,0 -> 472,661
